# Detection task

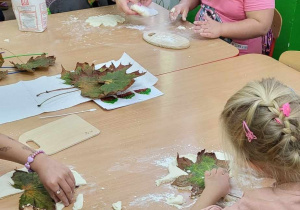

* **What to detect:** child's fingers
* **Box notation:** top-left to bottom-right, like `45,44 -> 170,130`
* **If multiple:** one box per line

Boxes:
182,9 -> 188,21
200,32 -> 214,38
193,25 -> 202,30
211,168 -> 218,175
204,170 -> 211,176
170,9 -> 181,21
194,21 -> 208,26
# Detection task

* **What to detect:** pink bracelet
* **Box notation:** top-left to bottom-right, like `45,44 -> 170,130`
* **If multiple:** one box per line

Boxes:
25,150 -> 45,172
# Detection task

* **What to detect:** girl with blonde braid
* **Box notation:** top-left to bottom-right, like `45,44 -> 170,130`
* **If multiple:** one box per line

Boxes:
192,78 -> 300,210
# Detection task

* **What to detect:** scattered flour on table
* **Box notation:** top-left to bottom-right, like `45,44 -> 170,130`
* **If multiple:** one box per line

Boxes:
124,25 -> 146,31
177,26 -> 186,30
86,15 -> 125,27
4,39 -> 9,42
129,193 -> 175,207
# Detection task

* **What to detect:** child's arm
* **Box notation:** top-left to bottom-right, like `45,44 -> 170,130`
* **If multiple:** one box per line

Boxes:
0,134 -> 75,206
191,168 -> 230,210
169,0 -> 200,21
194,9 -> 274,39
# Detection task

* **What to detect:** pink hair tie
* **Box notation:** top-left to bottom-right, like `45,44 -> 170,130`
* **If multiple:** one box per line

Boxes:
25,150 -> 45,172
242,121 -> 257,142
280,103 -> 291,117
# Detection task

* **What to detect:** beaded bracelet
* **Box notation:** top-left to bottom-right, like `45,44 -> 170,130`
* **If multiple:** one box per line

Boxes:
25,150 -> 45,172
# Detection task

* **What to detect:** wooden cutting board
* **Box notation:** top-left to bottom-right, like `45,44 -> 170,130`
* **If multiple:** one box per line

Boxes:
19,115 -> 100,155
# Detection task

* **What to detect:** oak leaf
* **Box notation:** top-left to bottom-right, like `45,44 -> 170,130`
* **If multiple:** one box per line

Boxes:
10,53 -> 56,72
11,170 -> 55,210
61,62 -> 145,99
172,150 -> 228,198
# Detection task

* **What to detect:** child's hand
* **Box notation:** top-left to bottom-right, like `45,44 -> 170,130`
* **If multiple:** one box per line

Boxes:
139,0 -> 152,6
169,3 -> 189,21
204,168 -> 230,198
194,14 -> 222,38
116,0 -> 139,15
31,154 -> 76,206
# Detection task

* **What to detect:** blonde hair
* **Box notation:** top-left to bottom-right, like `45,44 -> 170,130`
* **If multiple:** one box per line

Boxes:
221,78 -> 300,183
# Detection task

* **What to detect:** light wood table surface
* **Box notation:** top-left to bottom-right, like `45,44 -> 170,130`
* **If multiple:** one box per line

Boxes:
1,54 -> 300,209
0,3 -> 238,86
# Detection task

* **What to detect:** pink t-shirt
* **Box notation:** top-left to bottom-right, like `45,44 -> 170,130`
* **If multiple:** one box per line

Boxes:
201,186 -> 300,210
196,0 -> 275,55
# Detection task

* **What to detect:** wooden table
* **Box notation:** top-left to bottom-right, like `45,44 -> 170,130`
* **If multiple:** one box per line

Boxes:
0,3 -> 238,85
1,54 -> 300,209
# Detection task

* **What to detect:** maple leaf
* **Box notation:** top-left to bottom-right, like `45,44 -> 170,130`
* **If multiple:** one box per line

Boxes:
172,150 -> 228,198
10,53 -> 56,72
0,53 -> 4,67
0,70 -> 8,80
11,170 -> 55,210
134,88 -> 151,95
61,62 -> 146,99
117,91 -> 135,99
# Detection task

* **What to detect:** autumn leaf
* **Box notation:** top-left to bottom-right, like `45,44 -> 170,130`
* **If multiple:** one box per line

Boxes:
117,91 -> 135,99
0,70 -> 8,80
11,170 -> 55,210
10,53 -> 56,72
172,150 -> 228,198
61,62 -> 145,99
0,53 -> 4,67
135,88 -> 151,95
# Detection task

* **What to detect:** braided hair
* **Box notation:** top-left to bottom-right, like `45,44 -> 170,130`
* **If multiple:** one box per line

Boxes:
221,78 -> 300,182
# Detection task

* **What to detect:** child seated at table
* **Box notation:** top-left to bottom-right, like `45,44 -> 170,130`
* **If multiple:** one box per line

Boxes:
0,134 -> 75,207
170,0 -> 275,55
47,0 -> 152,15
192,78 -> 300,209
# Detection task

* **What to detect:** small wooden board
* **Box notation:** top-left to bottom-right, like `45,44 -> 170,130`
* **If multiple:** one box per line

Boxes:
19,115 -> 100,155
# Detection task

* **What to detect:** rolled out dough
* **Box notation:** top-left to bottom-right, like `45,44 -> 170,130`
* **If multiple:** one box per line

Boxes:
112,201 -> 122,210
73,194 -> 84,210
130,4 -> 158,17
166,195 -> 185,209
143,31 -> 190,50
86,15 -> 125,27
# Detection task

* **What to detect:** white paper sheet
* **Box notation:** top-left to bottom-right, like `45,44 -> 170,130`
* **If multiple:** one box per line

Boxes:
0,53 -> 163,124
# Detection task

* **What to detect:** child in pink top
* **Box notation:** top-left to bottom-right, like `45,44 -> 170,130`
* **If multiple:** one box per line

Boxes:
190,78 -> 300,209
170,0 -> 275,55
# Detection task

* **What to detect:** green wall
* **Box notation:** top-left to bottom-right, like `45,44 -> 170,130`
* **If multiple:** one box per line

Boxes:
273,0 -> 300,59
186,1 -> 300,59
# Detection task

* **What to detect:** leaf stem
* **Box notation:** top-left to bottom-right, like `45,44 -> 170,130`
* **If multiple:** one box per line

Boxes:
36,87 -> 76,97
37,90 -> 80,107
3,53 -> 47,59
0,48 -> 25,64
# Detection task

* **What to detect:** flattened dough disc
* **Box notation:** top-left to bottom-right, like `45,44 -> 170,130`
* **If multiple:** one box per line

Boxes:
143,31 -> 190,49
19,115 -> 100,155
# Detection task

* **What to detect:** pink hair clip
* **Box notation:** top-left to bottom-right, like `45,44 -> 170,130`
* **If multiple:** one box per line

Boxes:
280,103 -> 291,117
274,118 -> 282,124
242,121 -> 257,142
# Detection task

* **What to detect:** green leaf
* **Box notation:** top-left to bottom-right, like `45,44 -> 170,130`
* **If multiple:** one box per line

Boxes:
11,170 -> 55,210
172,150 -> 228,198
10,54 -> 56,72
101,96 -> 118,104
61,62 -> 146,99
